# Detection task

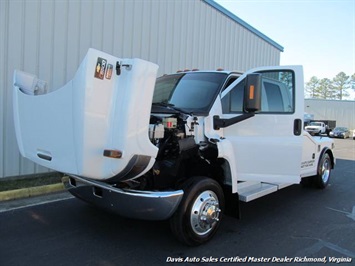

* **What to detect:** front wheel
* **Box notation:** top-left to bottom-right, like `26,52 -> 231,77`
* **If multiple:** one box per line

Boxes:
170,176 -> 224,246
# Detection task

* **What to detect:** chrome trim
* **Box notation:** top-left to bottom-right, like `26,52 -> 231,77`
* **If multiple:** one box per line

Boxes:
64,175 -> 183,220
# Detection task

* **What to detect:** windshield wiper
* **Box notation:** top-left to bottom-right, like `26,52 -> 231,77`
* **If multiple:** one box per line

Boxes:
152,102 -> 191,115
152,102 -> 175,108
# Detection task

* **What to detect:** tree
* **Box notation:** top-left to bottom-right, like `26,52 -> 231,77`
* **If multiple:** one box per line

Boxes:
280,71 -> 293,90
305,72 -> 355,100
350,73 -> 355,97
317,78 -> 334,99
332,72 -> 350,100
305,76 -> 319,98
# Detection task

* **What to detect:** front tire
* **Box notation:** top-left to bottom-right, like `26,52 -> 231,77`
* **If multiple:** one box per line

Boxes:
170,176 -> 224,246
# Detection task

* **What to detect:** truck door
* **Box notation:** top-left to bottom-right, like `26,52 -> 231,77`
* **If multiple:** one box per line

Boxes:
220,66 -> 304,184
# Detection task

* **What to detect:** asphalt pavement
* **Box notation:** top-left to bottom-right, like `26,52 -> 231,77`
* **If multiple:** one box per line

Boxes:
0,138 -> 354,266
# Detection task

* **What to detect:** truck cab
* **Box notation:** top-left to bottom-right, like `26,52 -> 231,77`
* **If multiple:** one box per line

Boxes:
305,121 -> 326,135
13,49 -> 335,246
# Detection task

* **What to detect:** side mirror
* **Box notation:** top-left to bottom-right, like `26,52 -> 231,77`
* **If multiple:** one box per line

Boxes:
244,73 -> 262,113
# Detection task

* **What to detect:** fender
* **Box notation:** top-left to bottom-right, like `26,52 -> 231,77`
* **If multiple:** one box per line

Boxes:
319,147 -> 335,170
205,94 -> 239,193
216,138 -> 239,193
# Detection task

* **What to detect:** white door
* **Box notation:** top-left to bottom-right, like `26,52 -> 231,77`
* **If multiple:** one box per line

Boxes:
220,66 -> 304,184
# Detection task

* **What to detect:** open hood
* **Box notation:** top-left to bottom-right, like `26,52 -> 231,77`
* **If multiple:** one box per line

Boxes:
13,48 -> 159,181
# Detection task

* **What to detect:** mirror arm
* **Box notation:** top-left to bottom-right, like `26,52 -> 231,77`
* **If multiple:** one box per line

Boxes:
213,113 -> 255,130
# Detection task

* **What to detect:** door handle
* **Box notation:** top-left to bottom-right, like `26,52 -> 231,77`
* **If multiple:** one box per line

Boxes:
293,119 -> 302,136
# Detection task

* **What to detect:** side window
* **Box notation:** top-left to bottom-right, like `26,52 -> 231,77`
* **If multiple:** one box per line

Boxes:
261,71 -> 294,113
221,80 -> 244,113
222,70 -> 294,114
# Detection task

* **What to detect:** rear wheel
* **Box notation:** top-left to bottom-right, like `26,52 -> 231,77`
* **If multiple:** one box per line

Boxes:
170,176 -> 224,246
313,153 -> 331,188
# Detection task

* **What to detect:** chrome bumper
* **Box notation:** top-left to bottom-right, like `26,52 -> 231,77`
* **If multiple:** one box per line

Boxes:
63,175 -> 183,220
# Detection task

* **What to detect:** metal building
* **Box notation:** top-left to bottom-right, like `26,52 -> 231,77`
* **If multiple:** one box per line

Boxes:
305,99 -> 355,130
0,0 -> 283,179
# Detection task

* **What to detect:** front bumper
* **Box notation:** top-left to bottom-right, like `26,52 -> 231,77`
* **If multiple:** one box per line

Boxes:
64,175 -> 183,220
330,133 -> 346,138
306,128 -> 320,134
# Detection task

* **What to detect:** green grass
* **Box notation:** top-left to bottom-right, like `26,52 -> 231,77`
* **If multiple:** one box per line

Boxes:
0,173 -> 64,192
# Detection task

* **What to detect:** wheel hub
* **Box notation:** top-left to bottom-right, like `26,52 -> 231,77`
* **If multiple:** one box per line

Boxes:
321,157 -> 330,183
190,190 -> 221,236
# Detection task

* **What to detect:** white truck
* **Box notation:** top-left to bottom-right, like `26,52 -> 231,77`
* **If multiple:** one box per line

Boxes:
305,121 -> 327,135
13,49 -> 335,246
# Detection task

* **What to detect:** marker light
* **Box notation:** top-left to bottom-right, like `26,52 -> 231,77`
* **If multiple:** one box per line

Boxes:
249,85 -> 255,100
103,149 -> 122,159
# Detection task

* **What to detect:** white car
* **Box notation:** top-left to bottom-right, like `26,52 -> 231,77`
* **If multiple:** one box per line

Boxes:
305,122 -> 326,135
353,129 -> 355,140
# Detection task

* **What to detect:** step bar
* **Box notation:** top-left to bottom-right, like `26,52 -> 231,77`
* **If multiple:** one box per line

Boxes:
237,181 -> 292,202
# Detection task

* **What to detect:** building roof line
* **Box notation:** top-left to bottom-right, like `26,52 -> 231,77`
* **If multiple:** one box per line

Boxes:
203,0 -> 284,52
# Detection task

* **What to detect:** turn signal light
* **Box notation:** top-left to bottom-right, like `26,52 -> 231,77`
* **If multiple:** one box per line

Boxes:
249,85 -> 255,100
103,149 -> 122,159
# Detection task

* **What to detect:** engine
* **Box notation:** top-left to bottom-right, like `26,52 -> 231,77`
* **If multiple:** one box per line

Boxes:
138,114 -> 198,189
149,114 -> 195,157
117,113 -> 218,190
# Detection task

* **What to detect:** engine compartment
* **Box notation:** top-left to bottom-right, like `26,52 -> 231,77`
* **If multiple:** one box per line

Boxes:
147,114 -> 198,188
115,112 -> 219,191
149,114 -> 192,158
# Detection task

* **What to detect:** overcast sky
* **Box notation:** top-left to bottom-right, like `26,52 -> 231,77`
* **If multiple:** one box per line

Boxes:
215,0 -> 355,94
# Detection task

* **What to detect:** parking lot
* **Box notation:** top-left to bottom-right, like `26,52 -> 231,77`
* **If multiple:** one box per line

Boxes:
332,137 -> 355,160
0,138 -> 354,265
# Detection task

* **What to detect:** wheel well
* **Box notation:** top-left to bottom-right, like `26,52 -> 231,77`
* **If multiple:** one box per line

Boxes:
182,158 -> 240,219
181,158 -> 231,186
325,149 -> 335,169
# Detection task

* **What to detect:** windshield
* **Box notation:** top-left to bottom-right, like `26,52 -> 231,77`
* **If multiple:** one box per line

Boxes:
309,122 -> 322,126
153,72 -> 227,114
334,127 -> 347,131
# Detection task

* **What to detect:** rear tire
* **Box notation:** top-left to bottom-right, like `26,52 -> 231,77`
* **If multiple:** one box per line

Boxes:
170,176 -> 224,246
313,153 -> 331,189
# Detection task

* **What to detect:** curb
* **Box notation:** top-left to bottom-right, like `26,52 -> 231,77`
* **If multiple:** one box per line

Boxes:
0,182 -> 66,202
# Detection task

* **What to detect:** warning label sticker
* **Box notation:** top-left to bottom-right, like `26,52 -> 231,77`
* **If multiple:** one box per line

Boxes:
106,64 -> 113,79
94,57 -> 107,79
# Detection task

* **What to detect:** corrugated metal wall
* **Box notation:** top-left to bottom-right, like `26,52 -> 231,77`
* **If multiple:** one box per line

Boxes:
305,99 -> 355,130
0,0 -> 281,178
